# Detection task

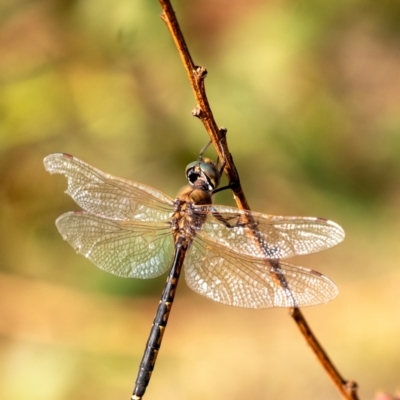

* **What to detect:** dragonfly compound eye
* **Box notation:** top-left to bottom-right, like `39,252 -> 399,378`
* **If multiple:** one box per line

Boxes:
185,161 -> 201,185
199,160 -> 220,190
185,160 -> 220,190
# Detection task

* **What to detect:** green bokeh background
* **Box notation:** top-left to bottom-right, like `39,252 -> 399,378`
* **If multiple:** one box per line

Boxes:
1,0 -> 400,399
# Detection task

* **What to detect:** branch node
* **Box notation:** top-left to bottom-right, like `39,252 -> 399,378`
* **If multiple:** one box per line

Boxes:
160,11 -> 167,23
219,126 -> 228,138
195,66 -> 208,79
345,380 -> 358,394
191,106 -> 203,118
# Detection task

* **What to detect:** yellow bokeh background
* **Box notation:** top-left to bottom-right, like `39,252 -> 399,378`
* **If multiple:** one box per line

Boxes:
1,1 -> 400,399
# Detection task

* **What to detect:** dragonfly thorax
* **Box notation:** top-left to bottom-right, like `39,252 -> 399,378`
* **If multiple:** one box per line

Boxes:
171,158 -> 219,240
176,183 -> 213,206
185,158 -> 220,191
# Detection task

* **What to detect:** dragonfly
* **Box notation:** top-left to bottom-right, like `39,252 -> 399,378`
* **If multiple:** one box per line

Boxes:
43,152 -> 344,400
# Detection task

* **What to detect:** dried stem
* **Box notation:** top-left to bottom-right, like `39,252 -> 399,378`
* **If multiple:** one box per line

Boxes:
159,0 -> 249,210
158,1 -> 359,399
291,308 -> 359,398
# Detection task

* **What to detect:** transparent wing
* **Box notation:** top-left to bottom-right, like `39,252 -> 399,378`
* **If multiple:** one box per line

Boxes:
194,205 -> 345,259
44,153 -> 174,222
184,236 -> 338,308
56,211 -> 174,278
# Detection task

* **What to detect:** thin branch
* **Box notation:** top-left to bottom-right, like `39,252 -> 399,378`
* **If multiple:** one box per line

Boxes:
291,307 -> 359,399
159,0 -> 249,210
158,1 -> 359,399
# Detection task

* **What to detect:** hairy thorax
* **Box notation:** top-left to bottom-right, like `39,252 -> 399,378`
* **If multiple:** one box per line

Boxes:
171,183 -> 212,242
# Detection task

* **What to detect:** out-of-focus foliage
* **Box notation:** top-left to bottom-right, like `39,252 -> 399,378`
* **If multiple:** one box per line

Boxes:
1,0 -> 400,399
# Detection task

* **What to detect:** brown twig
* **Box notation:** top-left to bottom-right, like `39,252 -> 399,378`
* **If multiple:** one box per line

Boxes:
159,0 -> 249,210
158,1 -> 359,399
291,308 -> 359,398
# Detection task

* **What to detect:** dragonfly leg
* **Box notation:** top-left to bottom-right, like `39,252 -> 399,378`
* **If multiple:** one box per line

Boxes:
198,140 -> 212,159
212,183 -> 234,195
210,209 -> 259,230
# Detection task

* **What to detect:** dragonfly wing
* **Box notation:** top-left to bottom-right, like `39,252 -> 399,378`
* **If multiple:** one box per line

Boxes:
57,211 -> 174,278
44,153 -> 174,221
184,236 -> 338,308
195,205 -> 345,259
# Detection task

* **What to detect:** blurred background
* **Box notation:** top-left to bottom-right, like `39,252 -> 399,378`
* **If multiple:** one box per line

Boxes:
1,0 -> 400,399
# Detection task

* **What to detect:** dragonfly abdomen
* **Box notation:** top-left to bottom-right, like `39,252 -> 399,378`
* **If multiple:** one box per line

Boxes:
132,237 -> 188,399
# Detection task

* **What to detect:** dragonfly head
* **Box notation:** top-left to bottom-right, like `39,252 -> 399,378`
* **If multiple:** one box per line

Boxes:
185,158 -> 221,191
